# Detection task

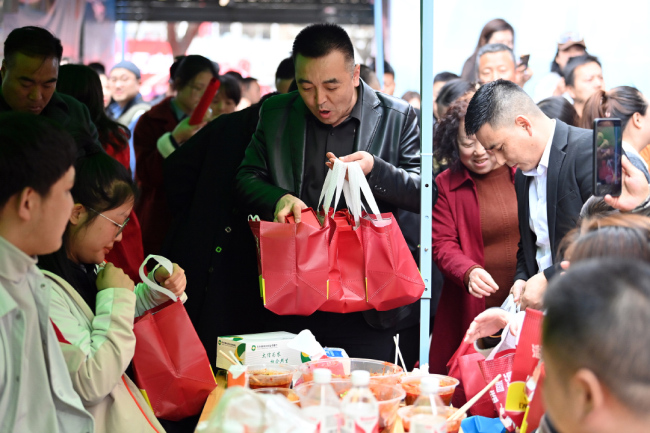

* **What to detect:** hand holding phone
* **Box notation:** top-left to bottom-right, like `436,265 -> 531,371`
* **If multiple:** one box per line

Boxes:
593,118 -> 623,197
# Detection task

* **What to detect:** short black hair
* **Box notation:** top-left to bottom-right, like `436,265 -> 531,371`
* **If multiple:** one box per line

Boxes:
171,55 -> 219,91
436,79 -> 474,119
224,71 -> 244,82
537,96 -> 579,127
0,112 -> 76,208
434,71 -> 459,84
369,60 -> 395,78
275,57 -> 294,81
87,62 -> 106,76
4,26 -> 63,66
564,54 -> 601,87
544,258 -> 650,414
359,64 -> 379,87
292,23 -> 355,68
217,74 -> 242,106
465,79 -> 541,136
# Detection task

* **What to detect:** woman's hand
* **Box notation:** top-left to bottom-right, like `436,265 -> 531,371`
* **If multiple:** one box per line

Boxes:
96,263 -> 135,292
464,308 -> 512,344
467,267 -> 499,298
154,263 -> 187,297
171,116 -> 208,145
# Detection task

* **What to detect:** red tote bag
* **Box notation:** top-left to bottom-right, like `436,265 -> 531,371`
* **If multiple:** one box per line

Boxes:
249,214 -> 330,316
345,162 -> 425,311
132,256 -> 217,420
320,209 -> 368,313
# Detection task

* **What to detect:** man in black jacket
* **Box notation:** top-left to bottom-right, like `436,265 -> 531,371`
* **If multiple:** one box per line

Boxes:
0,26 -> 101,155
465,79 -> 593,310
236,24 -> 430,363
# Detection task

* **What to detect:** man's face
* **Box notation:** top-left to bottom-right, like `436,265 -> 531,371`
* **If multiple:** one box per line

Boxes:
245,81 -> 261,104
295,51 -> 360,127
1,53 -> 58,115
567,62 -> 605,104
31,166 -> 75,255
108,68 -> 140,104
476,119 -> 540,172
382,73 -> 395,95
556,45 -> 586,71
543,349 -> 590,433
478,51 -> 516,84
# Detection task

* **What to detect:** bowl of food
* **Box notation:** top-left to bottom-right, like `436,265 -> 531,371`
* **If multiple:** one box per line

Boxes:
398,405 -> 467,433
295,379 -> 406,433
399,374 -> 459,405
253,387 -> 300,405
298,358 -> 403,386
247,364 -> 296,389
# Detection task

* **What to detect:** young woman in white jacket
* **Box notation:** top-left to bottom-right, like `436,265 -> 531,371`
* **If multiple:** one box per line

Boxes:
39,147 -> 187,433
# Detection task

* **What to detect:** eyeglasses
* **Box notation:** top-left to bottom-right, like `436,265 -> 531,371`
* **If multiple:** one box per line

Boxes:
88,208 -> 129,237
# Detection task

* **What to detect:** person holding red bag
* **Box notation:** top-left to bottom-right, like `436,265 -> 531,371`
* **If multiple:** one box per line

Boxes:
429,95 -> 519,374
38,148 -> 187,433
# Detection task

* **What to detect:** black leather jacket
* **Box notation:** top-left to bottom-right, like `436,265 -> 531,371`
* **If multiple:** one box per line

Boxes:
236,81 -> 431,220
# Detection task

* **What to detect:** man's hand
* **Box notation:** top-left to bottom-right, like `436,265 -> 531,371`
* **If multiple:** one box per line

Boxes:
510,279 -> 527,303
154,263 -> 187,297
520,272 -> 547,310
326,151 -> 375,176
96,263 -> 135,292
464,308 -> 512,344
467,267 -> 498,299
604,155 -> 650,211
171,116 -> 208,145
274,194 -> 307,223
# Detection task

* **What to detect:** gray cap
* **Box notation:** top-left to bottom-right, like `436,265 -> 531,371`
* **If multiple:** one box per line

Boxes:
111,60 -> 141,79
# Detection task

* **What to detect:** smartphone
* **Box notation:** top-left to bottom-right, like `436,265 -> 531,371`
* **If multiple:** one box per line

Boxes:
519,54 -> 530,69
593,118 -> 623,197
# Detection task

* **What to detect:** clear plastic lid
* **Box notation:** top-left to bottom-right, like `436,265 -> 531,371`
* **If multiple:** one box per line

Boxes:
350,370 -> 371,386
313,368 -> 332,384
420,376 -> 440,394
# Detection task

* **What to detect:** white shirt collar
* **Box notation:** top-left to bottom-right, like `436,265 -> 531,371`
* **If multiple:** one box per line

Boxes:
522,119 -> 556,177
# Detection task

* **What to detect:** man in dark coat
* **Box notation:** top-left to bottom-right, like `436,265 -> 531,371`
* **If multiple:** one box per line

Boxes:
235,24 -> 432,363
465,79 -> 593,310
0,26 -> 101,155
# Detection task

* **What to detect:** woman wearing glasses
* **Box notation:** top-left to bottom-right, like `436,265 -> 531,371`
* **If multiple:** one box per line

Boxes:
38,147 -> 187,433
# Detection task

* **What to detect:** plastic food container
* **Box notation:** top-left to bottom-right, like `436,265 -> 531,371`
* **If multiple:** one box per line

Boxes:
246,364 -> 296,389
298,358 -> 404,385
252,387 -> 300,405
399,374 -> 459,405
295,379 -> 405,433
397,405 -> 467,433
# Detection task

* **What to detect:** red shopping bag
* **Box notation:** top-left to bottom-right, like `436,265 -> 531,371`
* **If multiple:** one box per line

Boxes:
345,162 -> 425,311
447,342 -> 498,418
320,209 -> 367,313
132,256 -> 217,420
249,213 -> 330,316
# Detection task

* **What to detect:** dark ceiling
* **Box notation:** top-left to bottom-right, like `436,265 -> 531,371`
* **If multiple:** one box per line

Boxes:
116,0 -> 374,24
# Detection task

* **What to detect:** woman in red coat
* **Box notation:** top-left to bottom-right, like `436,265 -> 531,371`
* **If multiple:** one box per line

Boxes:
134,55 -> 218,255
429,97 -> 519,374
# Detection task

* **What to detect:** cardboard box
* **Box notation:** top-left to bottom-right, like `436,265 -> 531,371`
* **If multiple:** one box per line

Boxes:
216,331 -> 308,370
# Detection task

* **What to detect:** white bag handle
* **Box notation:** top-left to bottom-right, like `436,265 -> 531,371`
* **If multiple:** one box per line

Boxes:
317,158 -> 347,214
343,161 -> 384,227
138,254 -> 177,302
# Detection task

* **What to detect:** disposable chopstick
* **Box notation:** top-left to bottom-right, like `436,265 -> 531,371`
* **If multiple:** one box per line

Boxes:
219,350 -> 237,365
448,374 -> 502,421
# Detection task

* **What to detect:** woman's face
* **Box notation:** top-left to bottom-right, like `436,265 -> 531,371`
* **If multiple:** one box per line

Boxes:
209,90 -> 237,120
458,118 -> 500,174
67,199 -> 133,265
175,70 -> 214,115
487,30 -> 514,49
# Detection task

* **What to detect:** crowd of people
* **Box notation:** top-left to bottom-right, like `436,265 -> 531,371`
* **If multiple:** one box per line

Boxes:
1,16 -> 650,433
